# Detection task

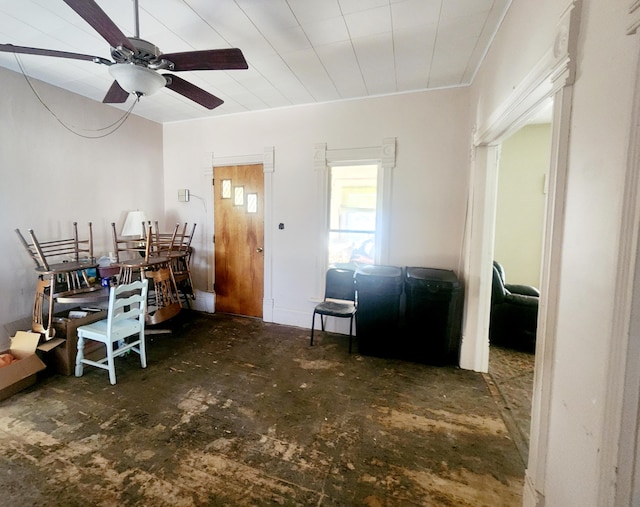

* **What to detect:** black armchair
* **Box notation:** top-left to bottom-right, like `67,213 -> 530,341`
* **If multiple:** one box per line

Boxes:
490,261 -> 539,352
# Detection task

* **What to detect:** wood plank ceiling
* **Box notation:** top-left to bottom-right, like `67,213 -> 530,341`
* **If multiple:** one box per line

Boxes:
0,0 -> 511,123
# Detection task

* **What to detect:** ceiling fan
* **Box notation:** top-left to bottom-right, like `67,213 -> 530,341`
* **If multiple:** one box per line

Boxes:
0,0 -> 248,109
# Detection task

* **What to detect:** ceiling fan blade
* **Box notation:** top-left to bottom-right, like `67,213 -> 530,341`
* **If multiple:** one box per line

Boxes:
163,75 -> 223,109
0,43 -> 99,62
161,48 -> 248,71
62,0 -> 135,52
103,81 -> 129,103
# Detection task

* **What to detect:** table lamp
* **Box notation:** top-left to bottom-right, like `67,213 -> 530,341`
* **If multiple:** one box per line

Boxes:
121,210 -> 148,238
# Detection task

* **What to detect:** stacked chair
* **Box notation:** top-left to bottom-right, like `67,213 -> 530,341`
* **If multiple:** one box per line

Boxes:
15,222 -> 98,339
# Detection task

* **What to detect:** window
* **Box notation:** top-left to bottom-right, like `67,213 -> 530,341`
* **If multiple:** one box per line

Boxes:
328,164 -> 378,267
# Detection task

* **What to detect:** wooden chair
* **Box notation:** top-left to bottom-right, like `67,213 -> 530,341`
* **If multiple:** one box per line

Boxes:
154,222 -> 197,306
146,267 -> 182,325
153,222 -> 180,254
111,221 -> 151,263
175,223 -> 197,255
174,223 -> 196,304
75,279 -> 149,385
112,223 -> 170,284
31,278 -> 53,337
310,267 -> 357,353
16,222 -> 97,294
112,222 -> 182,325
16,222 -> 98,339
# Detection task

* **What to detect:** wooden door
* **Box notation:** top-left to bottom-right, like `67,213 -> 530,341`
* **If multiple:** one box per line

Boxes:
213,164 -> 264,317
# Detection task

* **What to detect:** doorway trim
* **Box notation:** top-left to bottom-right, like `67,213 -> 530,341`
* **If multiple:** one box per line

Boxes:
460,1 -> 581,505
603,6 -> 640,505
204,147 -> 275,322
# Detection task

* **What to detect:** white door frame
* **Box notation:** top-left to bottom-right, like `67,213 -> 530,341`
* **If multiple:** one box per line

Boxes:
603,5 -> 640,505
459,2 -> 581,505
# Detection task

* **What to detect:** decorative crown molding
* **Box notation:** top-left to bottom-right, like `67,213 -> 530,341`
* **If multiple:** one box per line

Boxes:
314,143 -> 327,171
382,137 -> 397,169
315,139 -> 397,170
264,146 -> 275,173
550,0 -> 582,89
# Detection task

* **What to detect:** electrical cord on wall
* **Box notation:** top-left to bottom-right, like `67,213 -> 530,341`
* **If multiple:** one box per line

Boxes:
15,53 -> 137,139
188,193 -> 208,213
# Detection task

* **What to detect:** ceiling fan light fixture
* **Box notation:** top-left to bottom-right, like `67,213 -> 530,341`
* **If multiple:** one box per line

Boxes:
108,63 -> 166,96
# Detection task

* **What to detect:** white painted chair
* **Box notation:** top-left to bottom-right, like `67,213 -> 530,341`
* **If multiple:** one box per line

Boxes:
75,279 -> 149,385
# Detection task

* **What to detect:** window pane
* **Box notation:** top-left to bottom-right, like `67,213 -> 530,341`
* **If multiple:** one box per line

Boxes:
329,165 -> 377,231
247,193 -> 257,213
329,232 -> 375,266
328,164 -> 378,266
222,179 -> 231,198
234,186 -> 244,206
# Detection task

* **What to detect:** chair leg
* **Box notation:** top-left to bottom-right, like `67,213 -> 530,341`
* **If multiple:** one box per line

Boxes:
320,316 -> 326,331
310,312 -> 316,346
107,342 -> 117,385
348,316 -> 353,354
75,335 -> 85,377
139,331 -> 147,368
33,277 -> 55,339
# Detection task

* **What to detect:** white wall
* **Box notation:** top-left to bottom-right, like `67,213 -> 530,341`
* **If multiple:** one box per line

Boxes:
0,66 -> 164,349
470,0 -> 638,505
495,124 -> 551,287
4,1 -> 637,501
162,89 -> 472,327
546,1 -> 635,504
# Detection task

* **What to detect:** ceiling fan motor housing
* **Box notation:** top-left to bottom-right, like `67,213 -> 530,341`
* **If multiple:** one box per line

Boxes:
110,37 -> 173,70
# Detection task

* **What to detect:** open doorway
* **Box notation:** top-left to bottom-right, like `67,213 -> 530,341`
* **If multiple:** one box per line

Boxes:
488,103 -> 553,463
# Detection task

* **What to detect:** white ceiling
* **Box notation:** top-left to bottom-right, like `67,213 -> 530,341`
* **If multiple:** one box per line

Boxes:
0,0 -> 511,124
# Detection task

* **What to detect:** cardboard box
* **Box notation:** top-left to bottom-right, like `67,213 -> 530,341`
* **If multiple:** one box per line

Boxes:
0,331 -> 46,401
49,309 -> 107,376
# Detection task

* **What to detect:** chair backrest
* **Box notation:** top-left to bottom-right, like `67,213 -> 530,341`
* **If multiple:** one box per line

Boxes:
493,261 -> 506,284
16,222 -> 94,270
325,268 -> 356,302
146,267 -> 182,325
111,222 -> 153,263
491,264 -> 507,304
106,279 -> 149,330
153,222 -> 180,253
174,223 -> 197,253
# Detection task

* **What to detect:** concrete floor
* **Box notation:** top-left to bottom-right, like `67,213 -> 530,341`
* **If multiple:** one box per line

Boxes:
0,311 -> 526,506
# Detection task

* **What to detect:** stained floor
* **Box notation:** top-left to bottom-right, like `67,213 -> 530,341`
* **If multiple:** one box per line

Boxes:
0,311 -> 526,506
487,346 -> 535,464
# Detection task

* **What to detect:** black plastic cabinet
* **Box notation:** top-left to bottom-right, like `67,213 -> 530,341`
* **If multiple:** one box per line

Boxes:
405,267 -> 462,365
354,265 -> 403,357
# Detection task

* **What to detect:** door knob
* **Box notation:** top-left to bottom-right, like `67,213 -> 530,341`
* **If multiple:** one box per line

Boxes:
256,247 -> 263,253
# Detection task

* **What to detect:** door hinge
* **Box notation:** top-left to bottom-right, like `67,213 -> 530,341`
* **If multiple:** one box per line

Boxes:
212,234 -> 215,244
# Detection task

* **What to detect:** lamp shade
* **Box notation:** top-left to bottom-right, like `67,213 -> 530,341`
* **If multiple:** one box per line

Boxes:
108,64 -> 166,96
121,210 -> 148,237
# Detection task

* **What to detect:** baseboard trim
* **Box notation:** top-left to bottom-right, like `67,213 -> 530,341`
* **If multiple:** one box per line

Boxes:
523,470 -> 544,507
193,290 -> 215,313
